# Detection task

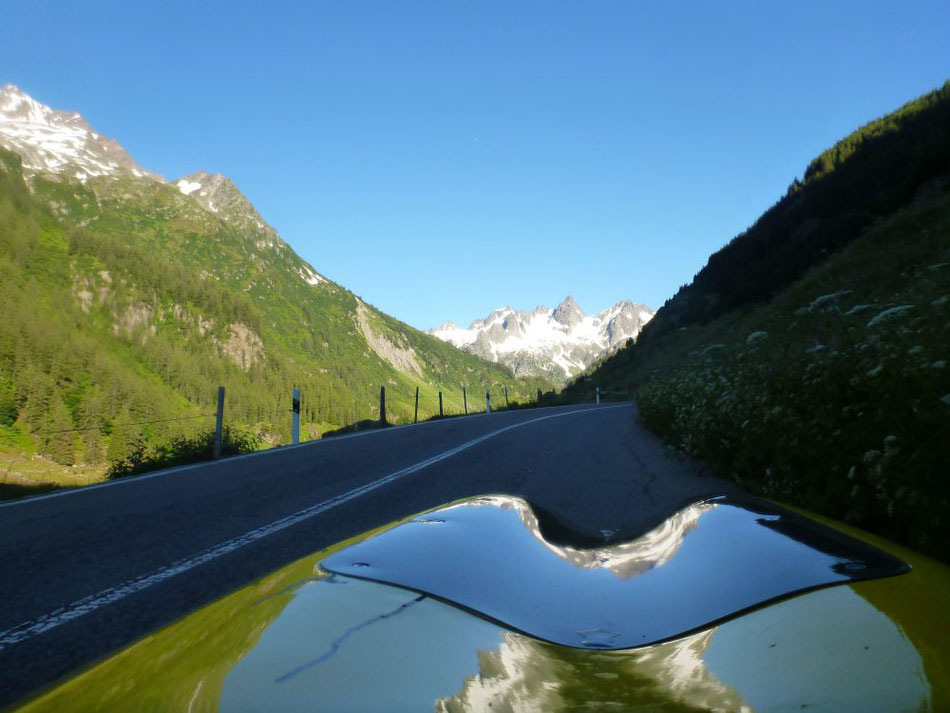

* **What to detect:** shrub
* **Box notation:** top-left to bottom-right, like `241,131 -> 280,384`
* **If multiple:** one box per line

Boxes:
107,425 -> 261,479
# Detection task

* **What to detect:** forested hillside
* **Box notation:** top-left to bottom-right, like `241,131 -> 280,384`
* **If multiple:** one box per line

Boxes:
568,82 -> 950,561
0,147 -> 549,485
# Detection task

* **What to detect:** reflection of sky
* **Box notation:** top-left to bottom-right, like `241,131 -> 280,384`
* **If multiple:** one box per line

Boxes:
325,496 -> 886,649
220,577 -> 505,712
703,585 -> 930,713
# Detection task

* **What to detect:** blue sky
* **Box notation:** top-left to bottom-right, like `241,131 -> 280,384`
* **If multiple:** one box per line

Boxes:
4,1 -> 949,329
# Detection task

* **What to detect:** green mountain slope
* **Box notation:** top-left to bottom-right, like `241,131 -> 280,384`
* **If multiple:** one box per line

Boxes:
0,147 -> 550,478
568,83 -> 950,561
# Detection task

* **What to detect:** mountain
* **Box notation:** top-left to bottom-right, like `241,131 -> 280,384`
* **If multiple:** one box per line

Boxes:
0,85 -> 551,477
429,297 -> 653,383
566,81 -> 950,563
0,84 -> 160,182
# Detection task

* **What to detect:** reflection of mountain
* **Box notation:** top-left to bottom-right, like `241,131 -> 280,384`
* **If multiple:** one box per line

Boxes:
634,631 -> 752,712
436,629 -> 750,713
435,633 -> 562,713
486,495 -> 713,579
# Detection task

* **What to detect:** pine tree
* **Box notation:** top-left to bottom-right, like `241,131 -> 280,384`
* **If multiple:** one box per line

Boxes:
106,410 -> 142,466
46,395 -> 75,465
0,377 -> 16,427
80,393 -> 104,464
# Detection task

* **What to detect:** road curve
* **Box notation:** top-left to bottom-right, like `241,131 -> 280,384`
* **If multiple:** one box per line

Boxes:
0,403 -> 739,707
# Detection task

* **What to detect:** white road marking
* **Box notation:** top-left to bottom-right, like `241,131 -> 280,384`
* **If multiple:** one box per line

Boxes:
0,403 -> 598,509
0,404 -> 627,650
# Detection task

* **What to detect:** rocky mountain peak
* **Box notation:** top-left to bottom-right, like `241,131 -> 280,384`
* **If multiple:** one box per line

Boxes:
0,85 -> 160,182
429,298 -> 654,383
552,295 -> 584,327
174,171 -> 279,241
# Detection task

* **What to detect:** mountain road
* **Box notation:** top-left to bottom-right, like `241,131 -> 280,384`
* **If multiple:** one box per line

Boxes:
0,402 -> 740,707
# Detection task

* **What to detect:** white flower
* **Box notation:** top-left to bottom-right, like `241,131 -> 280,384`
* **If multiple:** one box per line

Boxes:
804,290 -> 852,313
867,305 -> 913,328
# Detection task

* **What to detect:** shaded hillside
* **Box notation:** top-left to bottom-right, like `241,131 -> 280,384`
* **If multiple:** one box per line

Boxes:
641,80 -> 950,343
568,84 -> 950,561
0,147 -> 550,476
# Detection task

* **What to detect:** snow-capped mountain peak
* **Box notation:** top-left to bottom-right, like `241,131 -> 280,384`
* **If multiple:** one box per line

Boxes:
429,297 -> 654,383
0,84 -> 161,183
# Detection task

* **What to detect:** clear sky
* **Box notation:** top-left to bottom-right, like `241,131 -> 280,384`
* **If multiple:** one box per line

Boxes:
4,1 -> 949,329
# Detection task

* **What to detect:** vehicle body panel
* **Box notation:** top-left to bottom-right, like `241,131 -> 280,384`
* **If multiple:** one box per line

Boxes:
16,496 -> 950,712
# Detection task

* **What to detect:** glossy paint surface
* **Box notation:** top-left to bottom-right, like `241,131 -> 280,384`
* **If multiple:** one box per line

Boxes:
18,496 -> 947,712
321,494 -> 908,649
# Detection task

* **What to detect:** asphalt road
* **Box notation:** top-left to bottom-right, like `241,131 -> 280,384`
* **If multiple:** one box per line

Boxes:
0,403 -> 740,708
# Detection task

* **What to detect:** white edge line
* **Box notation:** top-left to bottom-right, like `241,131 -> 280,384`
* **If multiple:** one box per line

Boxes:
0,404 -> 627,650
0,403 -> 628,509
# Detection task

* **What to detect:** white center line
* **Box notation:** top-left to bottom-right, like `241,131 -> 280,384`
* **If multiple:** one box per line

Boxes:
0,404 -> 627,650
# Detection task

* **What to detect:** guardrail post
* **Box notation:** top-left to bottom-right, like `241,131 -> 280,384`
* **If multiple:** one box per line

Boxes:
379,386 -> 387,426
595,387 -> 600,405
463,387 -> 468,415
292,388 -> 301,443
213,386 -> 225,458
414,386 -> 419,424
486,390 -> 491,414
504,386 -> 509,409
439,391 -> 444,417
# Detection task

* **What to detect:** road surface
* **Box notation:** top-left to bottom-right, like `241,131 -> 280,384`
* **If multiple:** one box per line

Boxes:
0,403 -> 739,707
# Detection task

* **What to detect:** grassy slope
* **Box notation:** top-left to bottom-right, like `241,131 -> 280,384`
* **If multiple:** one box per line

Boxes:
0,149 -> 550,489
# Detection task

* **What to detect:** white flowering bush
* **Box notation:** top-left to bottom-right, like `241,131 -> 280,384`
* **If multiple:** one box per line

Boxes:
638,195 -> 950,560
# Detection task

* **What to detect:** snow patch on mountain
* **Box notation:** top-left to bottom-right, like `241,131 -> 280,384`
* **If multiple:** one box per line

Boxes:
298,264 -> 324,286
0,85 -> 335,304
175,178 -> 202,195
0,84 -> 162,182
171,171 -> 286,249
430,297 -> 653,382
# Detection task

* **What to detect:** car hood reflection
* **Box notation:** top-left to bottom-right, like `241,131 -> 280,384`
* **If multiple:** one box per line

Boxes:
321,494 -> 909,649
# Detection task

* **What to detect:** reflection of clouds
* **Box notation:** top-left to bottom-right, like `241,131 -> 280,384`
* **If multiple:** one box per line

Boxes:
435,629 -> 750,713
479,495 -> 715,579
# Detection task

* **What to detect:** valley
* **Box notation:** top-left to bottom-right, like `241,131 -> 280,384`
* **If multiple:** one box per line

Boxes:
0,85 -> 554,493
